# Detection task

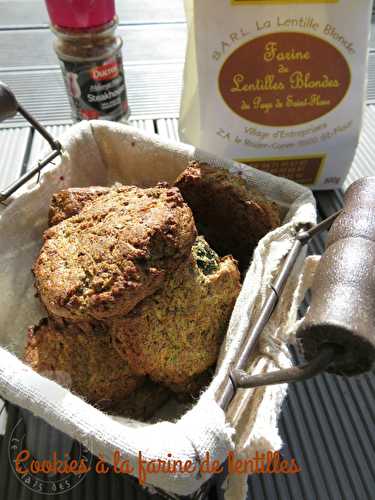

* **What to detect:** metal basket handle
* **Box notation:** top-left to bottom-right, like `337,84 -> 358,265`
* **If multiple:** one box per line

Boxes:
0,82 -> 62,203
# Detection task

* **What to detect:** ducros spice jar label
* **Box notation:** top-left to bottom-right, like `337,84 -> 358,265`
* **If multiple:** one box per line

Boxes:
59,52 -> 129,121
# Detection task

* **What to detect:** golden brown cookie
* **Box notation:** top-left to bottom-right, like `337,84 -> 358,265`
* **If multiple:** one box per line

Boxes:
111,237 -> 241,392
175,162 -> 281,273
49,186 -> 110,226
34,184 -> 197,321
24,318 -> 143,408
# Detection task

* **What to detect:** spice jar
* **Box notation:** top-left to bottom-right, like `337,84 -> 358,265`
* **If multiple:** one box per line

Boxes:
45,0 -> 129,122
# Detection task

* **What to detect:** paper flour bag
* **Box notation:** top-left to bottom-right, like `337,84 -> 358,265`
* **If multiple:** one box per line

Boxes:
179,0 -> 372,190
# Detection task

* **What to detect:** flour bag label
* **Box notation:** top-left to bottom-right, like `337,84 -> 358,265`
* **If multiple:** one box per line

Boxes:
179,0 -> 372,189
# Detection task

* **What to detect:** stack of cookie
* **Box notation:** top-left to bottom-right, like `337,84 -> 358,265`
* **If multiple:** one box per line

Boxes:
24,162 -> 280,420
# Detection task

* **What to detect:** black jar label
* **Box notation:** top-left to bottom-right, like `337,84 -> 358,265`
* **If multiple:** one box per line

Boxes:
59,51 -> 129,121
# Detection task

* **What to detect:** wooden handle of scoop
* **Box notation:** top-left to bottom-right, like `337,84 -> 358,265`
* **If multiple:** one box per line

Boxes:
296,177 -> 375,376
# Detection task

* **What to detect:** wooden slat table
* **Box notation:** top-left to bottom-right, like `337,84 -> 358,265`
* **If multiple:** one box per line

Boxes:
1,2 -> 375,500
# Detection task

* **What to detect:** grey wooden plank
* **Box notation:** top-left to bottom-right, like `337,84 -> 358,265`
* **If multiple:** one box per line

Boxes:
368,49 -> 375,103
0,400 -> 6,436
0,0 -> 185,29
0,127 -> 31,189
343,105 -> 375,189
118,0 -> 185,25
129,118 -> 155,134
156,118 -> 179,141
315,104 -> 375,217
0,404 -> 25,500
0,24 -> 186,70
0,64 -> 182,127
0,1 -> 48,28
280,346 -> 375,500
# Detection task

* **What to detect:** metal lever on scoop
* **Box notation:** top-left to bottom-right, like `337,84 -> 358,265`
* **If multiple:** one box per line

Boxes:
230,346 -> 336,389
0,82 -> 62,203
217,211 -> 341,411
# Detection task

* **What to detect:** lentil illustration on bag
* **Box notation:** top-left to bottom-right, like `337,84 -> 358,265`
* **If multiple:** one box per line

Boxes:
179,0 -> 372,189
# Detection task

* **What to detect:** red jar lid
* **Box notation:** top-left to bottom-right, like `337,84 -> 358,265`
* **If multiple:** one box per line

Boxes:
45,0 -> 116,29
